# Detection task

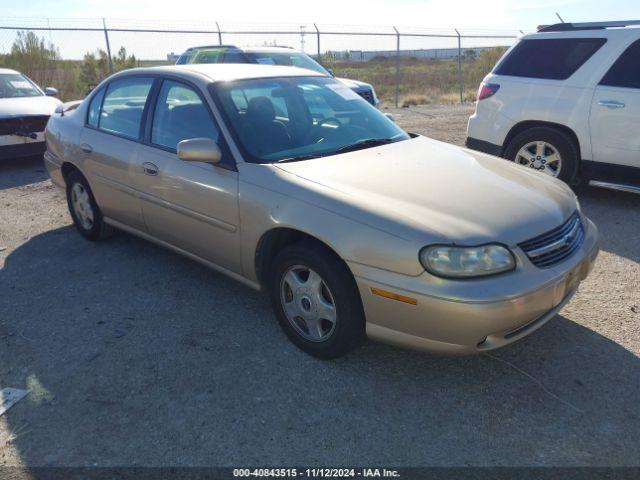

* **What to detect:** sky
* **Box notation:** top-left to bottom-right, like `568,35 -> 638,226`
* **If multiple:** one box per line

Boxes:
1,0 -> 638,31
0,0 -> 638,59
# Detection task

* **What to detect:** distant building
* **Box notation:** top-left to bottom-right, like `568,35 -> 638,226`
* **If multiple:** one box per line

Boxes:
338,47 -> 492,61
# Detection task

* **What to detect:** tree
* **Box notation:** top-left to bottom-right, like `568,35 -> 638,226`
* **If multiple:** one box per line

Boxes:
112,46 -> 137,70
79,47 -> 136,92
463,48 -> 478,61
5,31 -> 61,87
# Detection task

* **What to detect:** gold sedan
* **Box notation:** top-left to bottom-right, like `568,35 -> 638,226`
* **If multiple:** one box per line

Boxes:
44,64 -> 599,358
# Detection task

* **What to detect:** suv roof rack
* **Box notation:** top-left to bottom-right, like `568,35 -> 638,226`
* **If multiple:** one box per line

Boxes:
538,20 -> 640,32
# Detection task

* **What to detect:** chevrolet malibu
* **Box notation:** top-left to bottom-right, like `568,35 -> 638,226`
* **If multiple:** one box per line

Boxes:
44,64 -> 599,359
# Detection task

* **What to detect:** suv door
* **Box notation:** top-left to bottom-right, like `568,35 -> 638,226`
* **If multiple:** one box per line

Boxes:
80,76 -> 154,231
589,39 -> 640,170
133,78 -> 241,273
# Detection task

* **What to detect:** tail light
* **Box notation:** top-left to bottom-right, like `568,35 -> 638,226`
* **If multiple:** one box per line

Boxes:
477,82 -> 500,101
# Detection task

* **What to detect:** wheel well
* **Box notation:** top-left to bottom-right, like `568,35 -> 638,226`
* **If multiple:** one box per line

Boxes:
502,121 -> 581,159
60,162 -> 80,183
254,228 -> 343,288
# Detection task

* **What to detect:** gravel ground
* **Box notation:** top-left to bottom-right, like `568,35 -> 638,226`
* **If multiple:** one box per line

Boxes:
0,104 -> 639,467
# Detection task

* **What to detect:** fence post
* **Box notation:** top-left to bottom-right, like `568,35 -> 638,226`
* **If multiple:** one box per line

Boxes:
216,22 -> 222,45
314,23 -> 320,61
393,26 -> 400,108
455,28 -> 462,104
103,18 -> 113,74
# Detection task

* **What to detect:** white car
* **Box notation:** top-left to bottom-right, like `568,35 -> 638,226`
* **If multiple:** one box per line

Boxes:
466,20 -> 640,194
0,68 -> 62,161
176,45 -> 380,107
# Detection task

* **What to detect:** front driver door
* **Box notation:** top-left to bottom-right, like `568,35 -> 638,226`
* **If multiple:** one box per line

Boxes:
589,39 -> 640,173
133,78 -> 241,273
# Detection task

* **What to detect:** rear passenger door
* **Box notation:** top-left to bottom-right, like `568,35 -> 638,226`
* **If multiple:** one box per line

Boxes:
590,39 -> 640,170
80,76 -> 154,232
133,78 -> 241,273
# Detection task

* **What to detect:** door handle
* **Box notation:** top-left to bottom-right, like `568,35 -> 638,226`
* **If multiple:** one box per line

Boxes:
598,100 -> 626,109
142,162 -> 159,176
80,143 -> 93,154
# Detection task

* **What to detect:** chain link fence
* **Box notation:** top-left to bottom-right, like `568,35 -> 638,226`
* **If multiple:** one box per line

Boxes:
0,18 -> 523,107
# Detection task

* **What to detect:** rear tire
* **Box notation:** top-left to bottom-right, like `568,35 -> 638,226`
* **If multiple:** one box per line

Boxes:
65,170 -> 112,241
268,241 -> 366,359
504,126 -> 580,185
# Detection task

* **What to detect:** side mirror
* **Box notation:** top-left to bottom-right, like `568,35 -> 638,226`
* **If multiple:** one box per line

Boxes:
45,87 -> 58,97
177,138 -> 222,164
385,113 -> 396,122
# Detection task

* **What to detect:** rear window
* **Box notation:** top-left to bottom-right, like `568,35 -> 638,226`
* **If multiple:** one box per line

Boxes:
495,38 -> 606,80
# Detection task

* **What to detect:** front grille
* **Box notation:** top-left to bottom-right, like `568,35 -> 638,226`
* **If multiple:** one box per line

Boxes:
0,115 -> 50,136
356,89 -> 376,105
519,213 -> 585,268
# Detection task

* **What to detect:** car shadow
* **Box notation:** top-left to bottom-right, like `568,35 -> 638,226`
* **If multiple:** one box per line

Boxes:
574,184 -> 640,262
0,155 -> 49,191
1,225 -> 639,466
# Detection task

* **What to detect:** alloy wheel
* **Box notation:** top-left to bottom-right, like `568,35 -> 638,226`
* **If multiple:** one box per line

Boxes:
515,141 -> 562,177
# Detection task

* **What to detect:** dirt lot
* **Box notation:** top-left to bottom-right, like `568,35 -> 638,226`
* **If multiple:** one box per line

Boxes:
1,104 -> 639,467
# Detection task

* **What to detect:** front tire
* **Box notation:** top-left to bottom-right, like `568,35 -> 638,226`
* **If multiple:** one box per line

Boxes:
504,126 -> 580,184
268,241 -> 366,359
66,170 -> 112,241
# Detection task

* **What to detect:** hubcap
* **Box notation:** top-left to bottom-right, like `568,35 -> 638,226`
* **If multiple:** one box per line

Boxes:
515,141 -> 562,177
71,183 -> 94,230
279,265 -> 337,342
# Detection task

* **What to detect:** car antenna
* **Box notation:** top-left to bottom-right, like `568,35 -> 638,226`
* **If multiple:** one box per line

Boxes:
555,12 -> 566,23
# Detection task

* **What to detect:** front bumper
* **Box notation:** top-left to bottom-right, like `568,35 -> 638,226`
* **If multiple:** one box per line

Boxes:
352,219 -> 599,355
0,133 -> 46,160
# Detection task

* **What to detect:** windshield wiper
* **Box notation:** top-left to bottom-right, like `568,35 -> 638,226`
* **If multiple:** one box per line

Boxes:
275,153 -> 324,163
275,138 -> 397,163
333,138 -> 396,155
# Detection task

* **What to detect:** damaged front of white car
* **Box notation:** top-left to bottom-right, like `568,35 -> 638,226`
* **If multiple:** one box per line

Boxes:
0,68 -> 62,161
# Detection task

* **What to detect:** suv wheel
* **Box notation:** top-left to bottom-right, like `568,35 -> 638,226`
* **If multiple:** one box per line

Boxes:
66,170 -> 112,241
504,127 -> 579,184
268,241 -> 365,359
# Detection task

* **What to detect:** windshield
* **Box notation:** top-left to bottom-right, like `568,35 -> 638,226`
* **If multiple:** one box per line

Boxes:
244,51 -> 330,75
212,76 -> 409,163
0,73 -> 42,99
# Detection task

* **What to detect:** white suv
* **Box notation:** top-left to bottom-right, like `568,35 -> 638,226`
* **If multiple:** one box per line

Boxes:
466,21 -> 640,193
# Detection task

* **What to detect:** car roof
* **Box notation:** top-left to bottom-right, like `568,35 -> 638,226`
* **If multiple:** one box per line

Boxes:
122,63 -> 324,82
183,45 -> 297,53
0,68 -> 20,75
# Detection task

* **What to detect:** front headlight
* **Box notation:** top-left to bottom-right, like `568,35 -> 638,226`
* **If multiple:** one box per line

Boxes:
420,244 -> 516,278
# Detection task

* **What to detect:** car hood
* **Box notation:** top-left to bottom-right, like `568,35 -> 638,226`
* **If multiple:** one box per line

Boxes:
0,95 -> 62,118
273,136 -> 577,246
336,77 -> 373,91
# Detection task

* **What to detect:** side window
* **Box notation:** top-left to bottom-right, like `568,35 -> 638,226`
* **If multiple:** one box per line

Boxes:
86,87 -> 105,127
600,40 -> 640,89
99,77 -> 153,139
151,80 -> 221,151
495,38 -> 606,80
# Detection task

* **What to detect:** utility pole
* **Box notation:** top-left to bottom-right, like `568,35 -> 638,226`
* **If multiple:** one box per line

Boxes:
102,18 -> 113,74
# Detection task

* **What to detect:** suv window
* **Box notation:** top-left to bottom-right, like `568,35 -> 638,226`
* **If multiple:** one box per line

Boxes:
600,40 -> 640,89
190,48 -> 225,64
151,80 -> 221,150
100,77 -> 154,139
495,38 -> 606,80
87,87 -> 105,127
